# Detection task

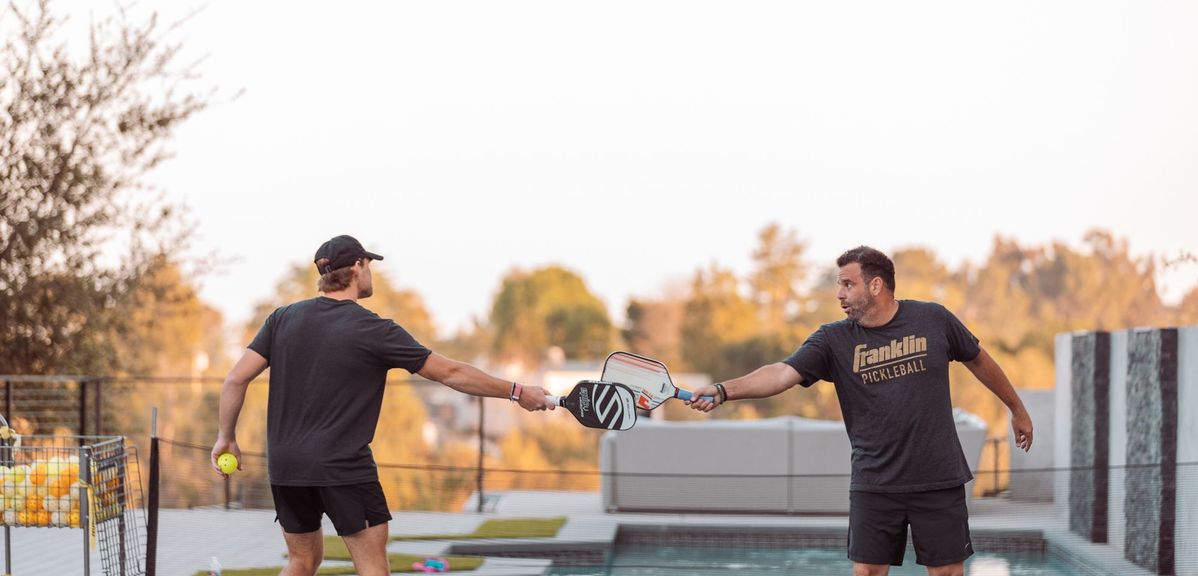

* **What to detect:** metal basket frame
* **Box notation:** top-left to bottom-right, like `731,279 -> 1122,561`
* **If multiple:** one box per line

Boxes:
1,430 -> 145,576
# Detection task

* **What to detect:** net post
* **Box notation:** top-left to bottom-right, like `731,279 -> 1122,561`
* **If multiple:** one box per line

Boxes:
118,438 -> 128,576
992,436 -> 1000,494
3,378 -> 10,427
81,446 -> 92,576
3,390 -> 10,576
146,408 -> 159,576
95,377 -> 104,436
476,396 -> 485,514
79,378 -> 88,443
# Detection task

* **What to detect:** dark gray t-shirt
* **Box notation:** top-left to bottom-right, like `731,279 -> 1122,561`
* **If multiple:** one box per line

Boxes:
249,297 -> 431,486
783,300 -> 980,493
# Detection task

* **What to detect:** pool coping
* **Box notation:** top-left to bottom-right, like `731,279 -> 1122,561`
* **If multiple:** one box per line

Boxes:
447,522 -> 1158,576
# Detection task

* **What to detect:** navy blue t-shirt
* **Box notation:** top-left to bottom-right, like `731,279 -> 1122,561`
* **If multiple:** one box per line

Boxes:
783,300 -> 980,493
249,297 -> 431,485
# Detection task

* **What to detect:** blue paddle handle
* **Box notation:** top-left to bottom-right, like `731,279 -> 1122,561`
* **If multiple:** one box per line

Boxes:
674,389 -> 715,402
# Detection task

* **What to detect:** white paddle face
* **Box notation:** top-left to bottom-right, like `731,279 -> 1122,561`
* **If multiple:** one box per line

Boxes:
602,351 -> 676,411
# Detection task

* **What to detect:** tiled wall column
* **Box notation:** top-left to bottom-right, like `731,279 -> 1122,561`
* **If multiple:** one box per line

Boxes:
1070,332 -> 1110,543
1125,329 -> 1178,575
1177,327 -> 1198,574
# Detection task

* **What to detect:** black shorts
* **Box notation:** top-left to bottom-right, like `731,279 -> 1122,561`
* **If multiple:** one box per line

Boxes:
847,484 -> 973,567
271,481 -> 392,536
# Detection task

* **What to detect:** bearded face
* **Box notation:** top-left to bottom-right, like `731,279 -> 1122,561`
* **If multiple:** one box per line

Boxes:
837,263 -> 876,323
357,259 -> 374,299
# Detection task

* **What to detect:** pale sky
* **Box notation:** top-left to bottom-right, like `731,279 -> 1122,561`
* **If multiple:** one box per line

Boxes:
94,1 -> 1198,337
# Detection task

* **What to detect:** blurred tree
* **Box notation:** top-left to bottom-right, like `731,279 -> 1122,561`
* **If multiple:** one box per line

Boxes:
891,247 -> 965,311
108,257 -> 227,436
493,420 -> 602,491
489,266 -> 613,366
718,333 -> 804,418
1048,230 -> 1167,331
794,267 -> 847,328
748,223 -> 810,336
1178,287 -> 1198,326
373,383 -> 438,509
956,237 -> 1042,356
680,264 -> 757,378
436,319 -> 493,365
622,297 -> 685,369
958,231 -> 1167,380
398,439 -> 480,511
678,226 -> 824,416
368,270 -> 438,346
111,257 -> 218,375
0,0 -> 208,375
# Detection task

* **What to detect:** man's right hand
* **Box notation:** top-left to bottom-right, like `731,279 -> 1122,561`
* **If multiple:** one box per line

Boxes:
517,385 -> 555,412
210,436 -> 241,477
685,385 -> 722,413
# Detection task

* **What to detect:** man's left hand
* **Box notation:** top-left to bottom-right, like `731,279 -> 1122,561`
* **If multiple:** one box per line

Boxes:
1012,409 -> 1033,452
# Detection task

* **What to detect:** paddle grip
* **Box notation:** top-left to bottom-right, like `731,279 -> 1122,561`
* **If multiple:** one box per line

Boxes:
674,389 -> 715,403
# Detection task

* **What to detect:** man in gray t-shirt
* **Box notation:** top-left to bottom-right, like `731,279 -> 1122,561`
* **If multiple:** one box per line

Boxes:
211,235 -> 555,576
688,246 -> 1033,576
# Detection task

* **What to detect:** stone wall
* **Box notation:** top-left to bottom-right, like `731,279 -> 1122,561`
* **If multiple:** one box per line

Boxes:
1069,331 -> 1110,543
1124,329 -> 1178,574
1055,326 -> 1193,575
1177,327 -> 1198,575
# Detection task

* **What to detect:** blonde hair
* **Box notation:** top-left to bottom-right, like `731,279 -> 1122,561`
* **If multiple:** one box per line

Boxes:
316,258 -> 357,292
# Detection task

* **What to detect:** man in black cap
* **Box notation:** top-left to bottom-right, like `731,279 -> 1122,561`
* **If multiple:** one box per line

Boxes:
211,234 -> 554,576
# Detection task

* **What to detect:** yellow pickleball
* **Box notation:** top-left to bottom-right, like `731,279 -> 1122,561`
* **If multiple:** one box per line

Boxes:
217,453 -> 238,475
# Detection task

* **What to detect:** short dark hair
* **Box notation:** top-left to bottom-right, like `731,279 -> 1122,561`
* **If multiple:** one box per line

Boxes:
836,246 -> 895,292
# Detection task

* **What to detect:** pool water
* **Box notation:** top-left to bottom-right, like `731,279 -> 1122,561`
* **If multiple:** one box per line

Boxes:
550,547 -> 1080,575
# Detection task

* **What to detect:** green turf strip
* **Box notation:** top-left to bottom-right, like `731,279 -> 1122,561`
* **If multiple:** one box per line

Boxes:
389,516 -> 566,541
189,517 -> 561,574
194,553 -> 484,575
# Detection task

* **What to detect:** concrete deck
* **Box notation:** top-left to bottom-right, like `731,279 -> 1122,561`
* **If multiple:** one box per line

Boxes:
0,491 -> 1164,575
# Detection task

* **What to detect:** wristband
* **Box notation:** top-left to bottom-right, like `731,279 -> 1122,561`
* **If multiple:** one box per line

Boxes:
509,382 -> 522,402
714,382 -> 727,404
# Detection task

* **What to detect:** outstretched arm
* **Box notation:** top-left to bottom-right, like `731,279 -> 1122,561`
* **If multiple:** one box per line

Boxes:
212,349 -> 268,475
418,353 -> 552,412
686,362 -> 803,412
964,346 -> 1033,452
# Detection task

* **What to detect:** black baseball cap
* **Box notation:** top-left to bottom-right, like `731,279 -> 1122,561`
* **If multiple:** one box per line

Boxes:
314,235 -> 384,274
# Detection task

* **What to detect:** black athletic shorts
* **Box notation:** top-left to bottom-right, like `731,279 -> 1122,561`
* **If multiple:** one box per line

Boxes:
271,481 -> 392,536
847,484 -> 973,567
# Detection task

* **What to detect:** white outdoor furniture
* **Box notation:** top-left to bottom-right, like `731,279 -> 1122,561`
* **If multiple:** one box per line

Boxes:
600,412 -> 988,513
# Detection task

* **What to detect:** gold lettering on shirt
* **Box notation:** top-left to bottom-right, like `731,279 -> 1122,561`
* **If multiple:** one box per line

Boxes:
852,335 -> 929,383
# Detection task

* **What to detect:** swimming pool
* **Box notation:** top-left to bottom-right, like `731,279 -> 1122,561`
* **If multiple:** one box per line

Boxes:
549,547 -> 1080,575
